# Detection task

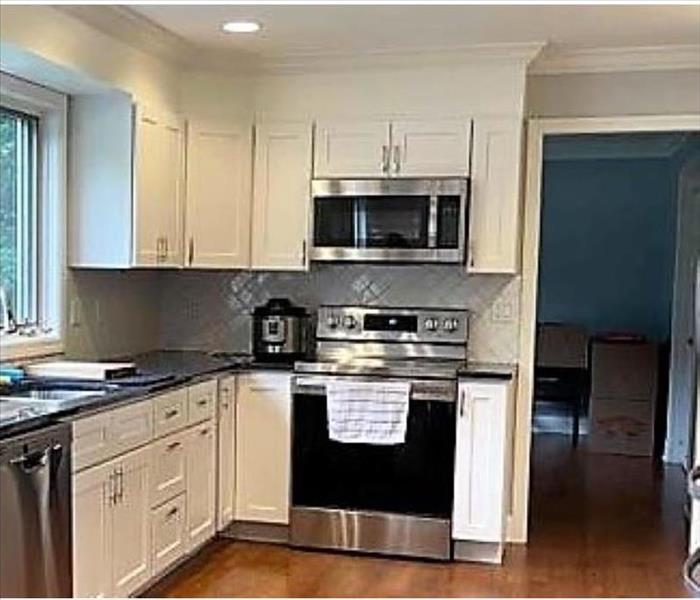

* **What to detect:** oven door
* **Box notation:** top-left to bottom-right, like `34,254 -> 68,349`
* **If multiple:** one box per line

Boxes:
311,178 -> 467,263
291,375 -> 456,518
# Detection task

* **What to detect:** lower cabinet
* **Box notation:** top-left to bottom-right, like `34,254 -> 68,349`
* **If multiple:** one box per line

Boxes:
452,378 -> 515,562
235,372 -> 291,524
217,375 -> 236,531
73,445 -> 152,598
185,421 -> 217,550
151,494 -> 187,577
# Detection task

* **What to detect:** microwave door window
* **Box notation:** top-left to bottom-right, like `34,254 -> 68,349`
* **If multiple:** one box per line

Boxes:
314,196 -> 430,249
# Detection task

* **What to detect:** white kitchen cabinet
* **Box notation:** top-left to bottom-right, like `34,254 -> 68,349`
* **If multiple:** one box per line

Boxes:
153,388 -> 189,438
185,421 -> 217,551
217,375 -> 236,531
392,119 -> 471,177
151,493 -> 187,577
73,445 -> 152,598
468,117 -> 523,274
133,105 -> 185,268
452,378 -> 515,563
185,122 -> 252,268
313,118 -> 470,178
151,429 -> 188,508
73,462 -> 112,598
314,119 -> 391,177
188,379 -> 217,425
251,121 -> 313,270
235,372 -> 291,524
110,445 -> 153,597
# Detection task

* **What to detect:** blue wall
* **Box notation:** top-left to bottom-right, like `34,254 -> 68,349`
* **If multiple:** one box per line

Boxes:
537,156 -> 678,341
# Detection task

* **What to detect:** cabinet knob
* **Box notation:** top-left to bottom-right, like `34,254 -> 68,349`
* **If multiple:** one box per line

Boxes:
188,237 -> 195,265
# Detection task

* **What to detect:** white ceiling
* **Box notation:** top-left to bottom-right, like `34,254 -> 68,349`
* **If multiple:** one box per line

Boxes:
129,4 -> 700,61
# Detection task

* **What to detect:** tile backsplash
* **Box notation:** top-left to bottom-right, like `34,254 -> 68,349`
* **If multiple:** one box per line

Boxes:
158,264 -> 521,364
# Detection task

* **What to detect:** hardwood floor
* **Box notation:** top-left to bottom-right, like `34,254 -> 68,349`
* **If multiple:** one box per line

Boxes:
145,434 -> 689,597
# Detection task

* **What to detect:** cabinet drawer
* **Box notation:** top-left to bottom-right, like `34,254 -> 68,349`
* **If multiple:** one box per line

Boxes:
151,493 -> 186,577
110,400 -> 154,455
151,430 -> 188,507
187,380 -> 217,425
153,388 -> 189,438
72,411 -> 112,472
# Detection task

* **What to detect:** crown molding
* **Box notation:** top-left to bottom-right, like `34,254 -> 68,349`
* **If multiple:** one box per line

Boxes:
530,44 -> 700,75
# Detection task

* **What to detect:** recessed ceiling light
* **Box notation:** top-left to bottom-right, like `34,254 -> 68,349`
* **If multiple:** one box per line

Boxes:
222,20 -> 261,34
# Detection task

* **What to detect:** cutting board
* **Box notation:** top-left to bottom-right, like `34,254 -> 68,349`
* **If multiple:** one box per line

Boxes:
25,361 -> 137,381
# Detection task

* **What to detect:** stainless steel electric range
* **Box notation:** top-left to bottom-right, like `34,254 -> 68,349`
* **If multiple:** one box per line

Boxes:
290,305 -> 468,560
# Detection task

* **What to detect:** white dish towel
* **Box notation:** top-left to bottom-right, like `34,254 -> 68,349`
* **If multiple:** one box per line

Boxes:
326,380 -> 411,445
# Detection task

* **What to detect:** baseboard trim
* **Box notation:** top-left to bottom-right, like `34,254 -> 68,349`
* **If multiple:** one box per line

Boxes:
222,520 -> 289,544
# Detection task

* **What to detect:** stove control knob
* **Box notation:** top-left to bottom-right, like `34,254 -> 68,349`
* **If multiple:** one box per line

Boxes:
443,318 -> 460,332
343,315 -> 357,330
326,315 -> 340,329
424,318 -> 439,332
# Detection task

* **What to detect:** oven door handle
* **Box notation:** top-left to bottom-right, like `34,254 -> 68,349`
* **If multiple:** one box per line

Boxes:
292,376 -> 455,403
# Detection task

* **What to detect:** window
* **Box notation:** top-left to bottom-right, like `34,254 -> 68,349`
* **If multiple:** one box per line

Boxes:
0,73 -> 66,360
1,108 -> 39,328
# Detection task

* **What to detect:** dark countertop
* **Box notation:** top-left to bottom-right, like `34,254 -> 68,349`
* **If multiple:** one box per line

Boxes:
458,362 -> 517,380
0,350 -> 294,439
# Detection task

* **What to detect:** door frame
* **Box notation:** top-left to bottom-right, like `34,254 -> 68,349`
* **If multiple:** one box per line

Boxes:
510,114 -> 700,543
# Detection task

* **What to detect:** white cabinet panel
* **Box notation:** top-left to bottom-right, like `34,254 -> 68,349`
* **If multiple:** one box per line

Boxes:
452,380 -> 514,546
73,462 -> 112,598
468,117 -> 523,274
217,375 -> 236,531
314,120 -> 390,177
133,106 -> 185,268
235,372 -> 291,524
72,411 -> 112,472
151,430 -> 188,507
188,379 -> 217,425
110,400 -> 154,456
186,422 -> 217,551
151,494 -> 187,577
186,123 -> 252,268
392,119 -> 471,177
153,388 -> 189,438
251,121 -> 312,270
110,445 -> 152,597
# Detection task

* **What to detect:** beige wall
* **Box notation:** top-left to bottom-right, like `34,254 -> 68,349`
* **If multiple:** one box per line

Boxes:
527,69 -> 700,118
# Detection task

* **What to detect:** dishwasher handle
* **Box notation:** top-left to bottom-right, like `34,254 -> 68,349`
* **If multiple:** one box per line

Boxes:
9,443 -> 61,473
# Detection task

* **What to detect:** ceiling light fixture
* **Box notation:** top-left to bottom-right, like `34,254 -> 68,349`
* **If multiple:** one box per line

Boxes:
222,20 -> 261,34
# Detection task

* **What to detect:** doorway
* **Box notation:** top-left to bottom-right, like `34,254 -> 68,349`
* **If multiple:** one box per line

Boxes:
518,120 -> 700,595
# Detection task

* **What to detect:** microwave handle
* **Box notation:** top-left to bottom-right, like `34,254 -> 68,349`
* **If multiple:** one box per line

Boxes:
428,195 -> 438,248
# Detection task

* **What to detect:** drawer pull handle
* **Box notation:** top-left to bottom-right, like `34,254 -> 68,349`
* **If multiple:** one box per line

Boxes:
166,506 -> 179,519
200,428 -> 210,436
166,441 -> 181,451
164,409 -> 179,420
196,399 -> 208,407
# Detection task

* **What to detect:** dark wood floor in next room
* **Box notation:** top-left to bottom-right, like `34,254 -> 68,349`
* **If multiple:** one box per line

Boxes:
144,434 -> 689,597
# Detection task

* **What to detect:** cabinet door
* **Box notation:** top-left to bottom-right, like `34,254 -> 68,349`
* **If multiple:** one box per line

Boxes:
452,381 -> 509,543
251,121 -> 312,270
151,493 -> 187,577
151,430 -> 188,507
133,106 -> 185,268
391,119 -> 471,177
110,399 -> 154,456
314,119 -> 390,177
217,375 -> 236,531
73,463 -> 112,598
235,372 -> 291,524
468,117 -> 523,274
110,445 -> 152,598
186,122 -> 252,268
186,422 -> 217,550
187,379 -> 217,426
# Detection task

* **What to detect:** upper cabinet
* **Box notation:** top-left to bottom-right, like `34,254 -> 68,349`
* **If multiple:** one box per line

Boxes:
185,122 -> 252,269
69,94 -> 186,269
133,106 -> 185,268
468,117 -> 523,274
314,120 -> 391,177
251,121 -> 313,271
314,118 -> 470,178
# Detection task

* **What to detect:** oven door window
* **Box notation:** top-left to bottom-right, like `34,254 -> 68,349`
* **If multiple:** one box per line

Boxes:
314,196 -> 430,249
292,392 -> 455,518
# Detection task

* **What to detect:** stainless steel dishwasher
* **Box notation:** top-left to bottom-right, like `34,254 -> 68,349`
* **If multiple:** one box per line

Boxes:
0,423 -> 72,597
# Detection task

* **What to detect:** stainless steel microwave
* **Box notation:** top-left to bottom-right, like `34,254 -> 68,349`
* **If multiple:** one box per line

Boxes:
310,178 -> 469,263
